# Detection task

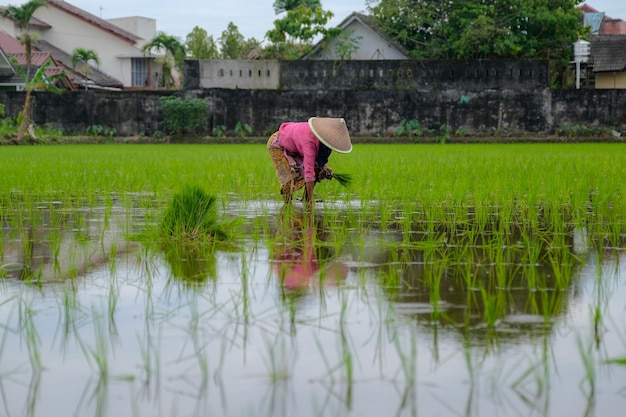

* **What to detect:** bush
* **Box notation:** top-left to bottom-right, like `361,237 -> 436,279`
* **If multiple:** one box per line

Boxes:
159,96 -> 208,135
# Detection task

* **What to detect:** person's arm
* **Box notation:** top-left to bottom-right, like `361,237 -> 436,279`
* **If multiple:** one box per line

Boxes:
303,181 -> 315,209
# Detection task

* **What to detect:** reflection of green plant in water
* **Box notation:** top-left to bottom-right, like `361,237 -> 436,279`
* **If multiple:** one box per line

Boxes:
162,243 -> 217,283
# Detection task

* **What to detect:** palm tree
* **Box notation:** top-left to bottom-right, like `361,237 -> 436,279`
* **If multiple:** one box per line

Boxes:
2,0 -> 48,82
272,0 -> 320,15
2,0 -> 49,142
142,32 -> 185,89
70,47 -> 100,74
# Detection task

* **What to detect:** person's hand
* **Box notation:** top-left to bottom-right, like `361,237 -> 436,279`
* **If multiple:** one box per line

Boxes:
318,165 -> 333,181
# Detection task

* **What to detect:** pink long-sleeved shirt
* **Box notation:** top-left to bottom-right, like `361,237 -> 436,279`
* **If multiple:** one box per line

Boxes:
278,122 -> 320,182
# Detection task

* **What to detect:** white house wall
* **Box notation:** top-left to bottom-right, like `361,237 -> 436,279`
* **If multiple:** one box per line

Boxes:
313,20 -> 407,60
32,7 -> 145,86
107,16 -> 156,48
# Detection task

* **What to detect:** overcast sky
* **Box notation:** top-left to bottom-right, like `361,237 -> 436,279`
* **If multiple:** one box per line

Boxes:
3,1 -> 625,42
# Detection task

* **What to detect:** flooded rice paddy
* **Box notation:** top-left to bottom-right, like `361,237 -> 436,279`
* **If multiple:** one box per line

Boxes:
1,194 -> 625,417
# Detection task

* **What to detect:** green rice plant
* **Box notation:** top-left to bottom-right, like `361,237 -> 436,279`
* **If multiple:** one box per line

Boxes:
158,184 -> 235,244
332,173 -> 352,188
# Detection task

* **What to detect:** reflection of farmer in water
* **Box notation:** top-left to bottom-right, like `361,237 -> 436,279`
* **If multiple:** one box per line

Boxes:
271,210 -> 348,292
267,117 -> 353,208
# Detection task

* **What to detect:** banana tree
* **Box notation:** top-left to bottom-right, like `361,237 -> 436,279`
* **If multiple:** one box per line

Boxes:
13,57 -> 66,142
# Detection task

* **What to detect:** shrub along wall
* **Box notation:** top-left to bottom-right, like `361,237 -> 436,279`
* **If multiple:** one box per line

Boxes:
0,60 -> 624,137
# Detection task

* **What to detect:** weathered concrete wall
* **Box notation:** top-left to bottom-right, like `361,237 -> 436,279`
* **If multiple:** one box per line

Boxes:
195,88 -> 556,135
0,90 -> 168,136
0,60 -> 624,137
185,60 -> 281,90
184,59 -> 549,92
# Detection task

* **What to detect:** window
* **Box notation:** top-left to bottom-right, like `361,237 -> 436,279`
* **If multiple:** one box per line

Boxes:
131,58 -> 148,87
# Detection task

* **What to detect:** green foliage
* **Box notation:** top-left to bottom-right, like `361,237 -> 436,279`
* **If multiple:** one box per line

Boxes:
555,124 -> 612,138
159,184 -> 232,243
211,124 -> 227,137
272,0 -> 321,15
185,26 -> 219,59
395,119 -> 423,137
368,0 -> 584,86
159,96 -> 208,135
85,125 -> 117,137
437,124 -> 451,144
219,22 -> 247,59
266,4 -> 338,46
234,121 -> 253,138
11,57 -> 67,142
142,32 -> 186,89
261,42 -> 307,60
334,30 -> 363,60
70,48 -> 100,72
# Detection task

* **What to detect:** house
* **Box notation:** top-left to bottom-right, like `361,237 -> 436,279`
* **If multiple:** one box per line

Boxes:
0,0 -> 163,89
303,12 -> 408,60
0,29 -> 74,90
580,4 -> 626,34
590,34 -> 626,89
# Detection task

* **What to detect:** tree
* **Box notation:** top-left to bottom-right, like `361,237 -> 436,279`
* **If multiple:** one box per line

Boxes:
2,0 -> 48,81
368,0 -> 584,85
142,32 -> 186,89
11,57 -> 66,142
2,0 -> 49,141
185,26 -> 219,59
70,47 -> 100,73
272,0 -> 320,15
266,4 -> 339,54
218,22 -> 246,59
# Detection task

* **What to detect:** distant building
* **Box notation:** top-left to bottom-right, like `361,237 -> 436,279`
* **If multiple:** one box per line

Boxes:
0,0 -> 166,89
580,3 -> 626,34
303,12 -> 408,60
590,35 -> 626,89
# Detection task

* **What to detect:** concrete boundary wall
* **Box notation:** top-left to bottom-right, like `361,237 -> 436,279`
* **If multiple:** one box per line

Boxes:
184,59 -> 549,92
184,60 -> 281,90
0,61 -> 624,137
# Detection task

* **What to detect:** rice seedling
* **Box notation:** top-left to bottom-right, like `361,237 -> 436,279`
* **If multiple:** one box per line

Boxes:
158,184 -> 234,244
331,173 -> 352,188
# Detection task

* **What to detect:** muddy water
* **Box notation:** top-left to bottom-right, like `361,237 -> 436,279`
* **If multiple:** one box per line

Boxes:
0,199 -> 625,417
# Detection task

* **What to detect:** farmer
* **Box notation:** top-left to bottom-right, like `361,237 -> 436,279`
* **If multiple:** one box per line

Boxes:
267,117 -> 352,207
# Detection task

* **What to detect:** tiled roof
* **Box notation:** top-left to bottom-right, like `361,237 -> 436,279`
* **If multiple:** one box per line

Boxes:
590,34 -> 626,72
579,4 -> 599,13
34,39 -> 123,88
0,29 -> 25,54
11,51 -> 53,66
601,18 -> 626,35
47,0 -> 141,44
